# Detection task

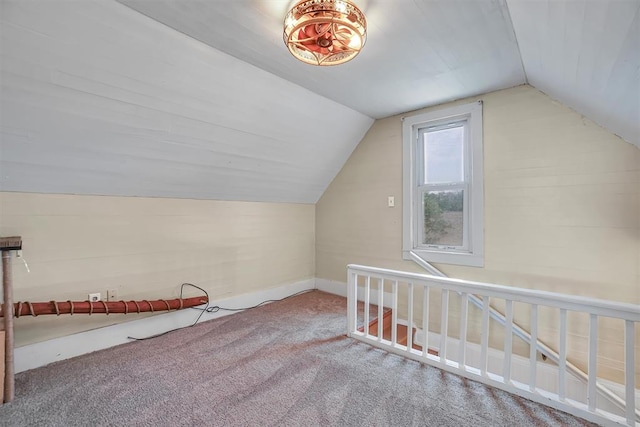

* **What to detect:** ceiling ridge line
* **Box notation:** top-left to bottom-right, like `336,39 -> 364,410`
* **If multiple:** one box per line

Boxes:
504,0 -> 529,85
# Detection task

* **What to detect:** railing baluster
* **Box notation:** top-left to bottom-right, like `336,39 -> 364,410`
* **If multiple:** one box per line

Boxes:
422,286 -> 430,358
480,295 -> 489,376
504,300 -> 513,383
364,276 -> 370,336
407,282 -> 414,351
459,292 -> 468,369
391,280 -> 398,345
558,309 -> 567,401
377,278 -> 383,342
346,264 -> 639,427
587,313 -> 597,411
529,304 -> 538,392
347,272 -> 357,336
624,319 -> 635,426
440,289 -> 449,363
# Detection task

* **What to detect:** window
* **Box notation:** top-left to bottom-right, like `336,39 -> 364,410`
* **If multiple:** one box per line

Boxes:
402,101 -> 484,267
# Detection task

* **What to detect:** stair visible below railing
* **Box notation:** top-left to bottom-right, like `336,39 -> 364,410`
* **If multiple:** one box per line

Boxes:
346,264 -> 640,427
358,309 -> 438,355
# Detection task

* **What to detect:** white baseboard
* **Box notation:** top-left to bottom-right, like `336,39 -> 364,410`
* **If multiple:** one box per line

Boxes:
15,278 -> 316,373
316,278 -> 347,296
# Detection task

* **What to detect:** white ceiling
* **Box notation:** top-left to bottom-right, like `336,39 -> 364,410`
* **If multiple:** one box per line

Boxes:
507,0 -> 639,147
119,0 -> 527,120
1,0 -> 638,205
120,0 -> 639,147
0,0 -> 372,203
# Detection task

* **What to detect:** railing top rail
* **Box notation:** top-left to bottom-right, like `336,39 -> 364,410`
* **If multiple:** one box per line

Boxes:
347,264 -> 640,321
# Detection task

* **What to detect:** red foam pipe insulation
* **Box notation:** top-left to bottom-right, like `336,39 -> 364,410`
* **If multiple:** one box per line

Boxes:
0,296 -> 208,318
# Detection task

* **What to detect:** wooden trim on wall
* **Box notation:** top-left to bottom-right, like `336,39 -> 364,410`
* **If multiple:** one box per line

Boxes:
0,330 -> 5,404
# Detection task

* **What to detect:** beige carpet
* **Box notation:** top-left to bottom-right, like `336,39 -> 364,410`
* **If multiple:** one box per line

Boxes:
1,290 -> 595,426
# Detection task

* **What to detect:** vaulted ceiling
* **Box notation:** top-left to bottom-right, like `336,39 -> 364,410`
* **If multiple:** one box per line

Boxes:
1,0 -> 638,204
118,0 -> 640,146
119,0 -> 527,119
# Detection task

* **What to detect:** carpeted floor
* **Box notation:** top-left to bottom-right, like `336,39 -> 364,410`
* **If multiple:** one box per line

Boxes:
1,290 -> 596,426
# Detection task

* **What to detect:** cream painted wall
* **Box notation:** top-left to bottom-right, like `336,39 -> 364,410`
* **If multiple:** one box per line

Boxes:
316,84 -> 640,384
0,192 -> 315,346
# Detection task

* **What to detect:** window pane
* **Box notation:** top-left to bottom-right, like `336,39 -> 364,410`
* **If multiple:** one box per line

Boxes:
423,125 -> 464,184
422,189 -> 464,247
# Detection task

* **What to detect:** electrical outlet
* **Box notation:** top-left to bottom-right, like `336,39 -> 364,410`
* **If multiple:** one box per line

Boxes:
388,196 -> 395,207
88,292 -> 101,302
107,289 -> 118,301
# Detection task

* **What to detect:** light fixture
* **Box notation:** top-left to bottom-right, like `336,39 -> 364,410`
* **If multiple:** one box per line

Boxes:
283,0 -> 367,66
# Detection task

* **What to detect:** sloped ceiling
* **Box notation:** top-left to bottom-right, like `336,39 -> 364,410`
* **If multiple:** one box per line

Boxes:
0,0 -> 373,203
119,0 -> 639,147
507,0 -> 639,147
118,0 -> 527,119
1,0 -> 638,206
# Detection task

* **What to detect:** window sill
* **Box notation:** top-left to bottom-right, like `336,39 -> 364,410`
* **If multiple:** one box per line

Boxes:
403,249 -> 484,268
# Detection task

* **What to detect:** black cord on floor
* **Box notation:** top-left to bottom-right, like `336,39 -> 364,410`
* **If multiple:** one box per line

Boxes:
127,285 -> 313,341
127,282 -> 211,341
197,288 -> 314,314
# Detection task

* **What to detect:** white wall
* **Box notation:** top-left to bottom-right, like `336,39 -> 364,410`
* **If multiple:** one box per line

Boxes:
316,85 -> 640,384
0,192 -> 315,346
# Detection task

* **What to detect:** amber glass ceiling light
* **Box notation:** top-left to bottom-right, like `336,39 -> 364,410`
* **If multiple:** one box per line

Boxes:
284,0 -> 367,66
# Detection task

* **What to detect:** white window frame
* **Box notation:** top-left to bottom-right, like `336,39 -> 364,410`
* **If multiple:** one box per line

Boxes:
402,101 -> 484,267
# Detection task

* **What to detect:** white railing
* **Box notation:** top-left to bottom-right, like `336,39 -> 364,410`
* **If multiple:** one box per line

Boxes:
407,251 -> 637,421
346,264 -> 640,427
